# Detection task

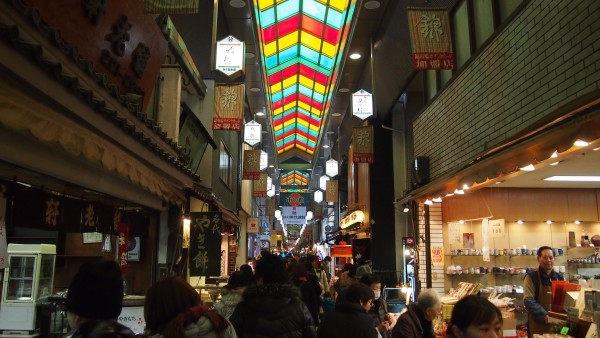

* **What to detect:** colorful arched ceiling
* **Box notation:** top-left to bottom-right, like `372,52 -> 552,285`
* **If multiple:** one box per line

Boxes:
253,0 -> 357,163
280,170 -> 310,186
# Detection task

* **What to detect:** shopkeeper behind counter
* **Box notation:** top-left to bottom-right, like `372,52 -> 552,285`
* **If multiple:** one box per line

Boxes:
523,246 -> 564,338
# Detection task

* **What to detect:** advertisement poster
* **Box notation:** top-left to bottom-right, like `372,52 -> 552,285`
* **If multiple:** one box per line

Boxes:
431,246 -> 444,267
463,233 -> 474,249
448,222 -> 461,244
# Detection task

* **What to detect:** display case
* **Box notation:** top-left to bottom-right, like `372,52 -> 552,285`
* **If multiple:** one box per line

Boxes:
0,243 -> 56,334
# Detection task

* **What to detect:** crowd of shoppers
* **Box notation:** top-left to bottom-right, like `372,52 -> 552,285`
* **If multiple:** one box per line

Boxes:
64,255 -> 504,338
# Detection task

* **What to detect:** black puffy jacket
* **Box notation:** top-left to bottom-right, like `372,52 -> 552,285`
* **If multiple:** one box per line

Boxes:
317,301 -> 379,338
70,320 -> 136,338
229,283 -> 316,338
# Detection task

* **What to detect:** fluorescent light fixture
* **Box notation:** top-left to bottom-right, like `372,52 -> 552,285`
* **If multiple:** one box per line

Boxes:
545,176 -> 600,182
574,139 -> 589,147
349,53 -> 361,59
519,164 -> 535,171
323,144 -> 330,148
454,189 -> 464,195
433,197 -> 442,202
549,162 -> 560,166
256,111 -> 265,116
424,199 -> 433,205
445,192 -> 454,197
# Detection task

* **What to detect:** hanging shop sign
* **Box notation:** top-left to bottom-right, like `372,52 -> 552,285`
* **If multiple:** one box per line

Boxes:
247,217 -> 259,234
244,120 -> 262,146
489,219 -> 505,238
325,159 -> 338,177
117,223 -> 129,275
281,206 -> 306,225
319,175 -> 329,190
280,192 -> 311,207
352,238 -> 371,264
352,89 -> 373,120
326,180 -> 338,203
213,83 -> 244,130
353,125 -> 374,163
265,198 -> 276,216
407,8 -> 456,70
447,222 -> 461,244
215,35 -> 245,77
313,204 -> 323,219
189,212 -> 222,277
253,173 -> 268,197
260,150 -> 268,170
340,210 -> 364,229
242,149 -> 261,180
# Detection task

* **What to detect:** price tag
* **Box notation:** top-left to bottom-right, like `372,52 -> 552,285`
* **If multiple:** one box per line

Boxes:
560,327 -> 570,335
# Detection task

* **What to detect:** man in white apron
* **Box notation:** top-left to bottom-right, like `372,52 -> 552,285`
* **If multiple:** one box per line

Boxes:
523,246 -> 564,338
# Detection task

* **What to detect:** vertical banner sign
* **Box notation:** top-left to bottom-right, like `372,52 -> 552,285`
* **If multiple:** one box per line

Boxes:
314,204 -> 323,219
326,180 -> 339,203
244,120 -> 262,146
407,8 -> 456,70
118,223 -> 129,275
352,238 -> 371,265
447,222 -> 461,244
247,217 -> 259,234
352,89 -> 374,120
482,219 -> 490,262
143,0 -> 200,14
265,198 -> 276,217
253,173 -> 268,197
213,83 -> 244,130
431,246 -> 444,267
215,35 -> 245,77
489,219 -> 505,238
189,212 -> 222,277
353,126 -> 374,163
0,184 -> 7,269
243,149 -> 261,180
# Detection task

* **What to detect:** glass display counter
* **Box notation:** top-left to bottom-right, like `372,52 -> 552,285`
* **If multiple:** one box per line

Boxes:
0,243 -> 56,334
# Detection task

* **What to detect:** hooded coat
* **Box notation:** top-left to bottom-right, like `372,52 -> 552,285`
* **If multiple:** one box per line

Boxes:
213,288 -> 244,320
229,283 -> 316,338
317,301 -> 379,338
69,320 -> 136,338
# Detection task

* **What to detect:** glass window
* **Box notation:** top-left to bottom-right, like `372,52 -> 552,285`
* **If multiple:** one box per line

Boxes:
219,141 -> 233,189
473,0 -> 494,48
453,0 -> 471,68
498,0 -> 522,23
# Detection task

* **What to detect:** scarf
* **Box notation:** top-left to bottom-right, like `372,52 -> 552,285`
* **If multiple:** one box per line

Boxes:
166,304 -> 228,338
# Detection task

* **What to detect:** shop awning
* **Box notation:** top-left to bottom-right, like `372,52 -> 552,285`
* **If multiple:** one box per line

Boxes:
214,200 -> 240,229
402,95 -> 600,203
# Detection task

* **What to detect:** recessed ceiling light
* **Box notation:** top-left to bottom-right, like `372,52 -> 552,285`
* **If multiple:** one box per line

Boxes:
545,176 -> 600,182
245,52 -> 255,59
229,0 -> 246,8
349,53 -> 361,60
332,112 -> 341,117
323,144 -> 330,148
364,1 -> 380,9
574,139 -> 589,147
256,111 -> 265,116
261,130 -> 268,134
326,131 -> 335,134
339,88 -> 350,93
519,164 -> 535,171
250,87 -> 261,92
269,164 -> 274,168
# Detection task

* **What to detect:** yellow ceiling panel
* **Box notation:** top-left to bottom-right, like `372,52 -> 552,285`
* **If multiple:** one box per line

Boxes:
311,107 -> 323,116
278,32 -> 299,51
271,82 -> 282,94
284,102 -> 296,111
257,0 -> 274,11
264,40 -> 277,57
298,101 -> 311,112
314,82 -> 325,94
300,31 -> 322,51
328,0 -> 348,12
282,75 -> 298,88
299,75 -> 314,89
321,41 -> 336,58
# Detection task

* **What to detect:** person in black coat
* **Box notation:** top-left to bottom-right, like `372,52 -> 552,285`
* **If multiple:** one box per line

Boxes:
229,252 -> 316,338
317,283 -> 379,338
391,289 -> 441,338
291,262 -> 321,326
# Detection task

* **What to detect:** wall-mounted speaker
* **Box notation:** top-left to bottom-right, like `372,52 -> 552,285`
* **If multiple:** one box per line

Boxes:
411,156 -> 430,187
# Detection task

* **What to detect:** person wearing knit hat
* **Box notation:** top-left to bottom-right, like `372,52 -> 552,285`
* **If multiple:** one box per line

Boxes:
66,260 -> 136,338
144,277 -> 237,338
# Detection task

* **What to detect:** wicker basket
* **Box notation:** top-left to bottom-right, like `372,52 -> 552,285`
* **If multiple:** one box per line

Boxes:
442,303 -> 455,320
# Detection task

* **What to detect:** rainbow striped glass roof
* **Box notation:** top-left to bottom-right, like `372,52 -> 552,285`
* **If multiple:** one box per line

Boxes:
253,0 -> 357,160
281,170 -> 310,186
